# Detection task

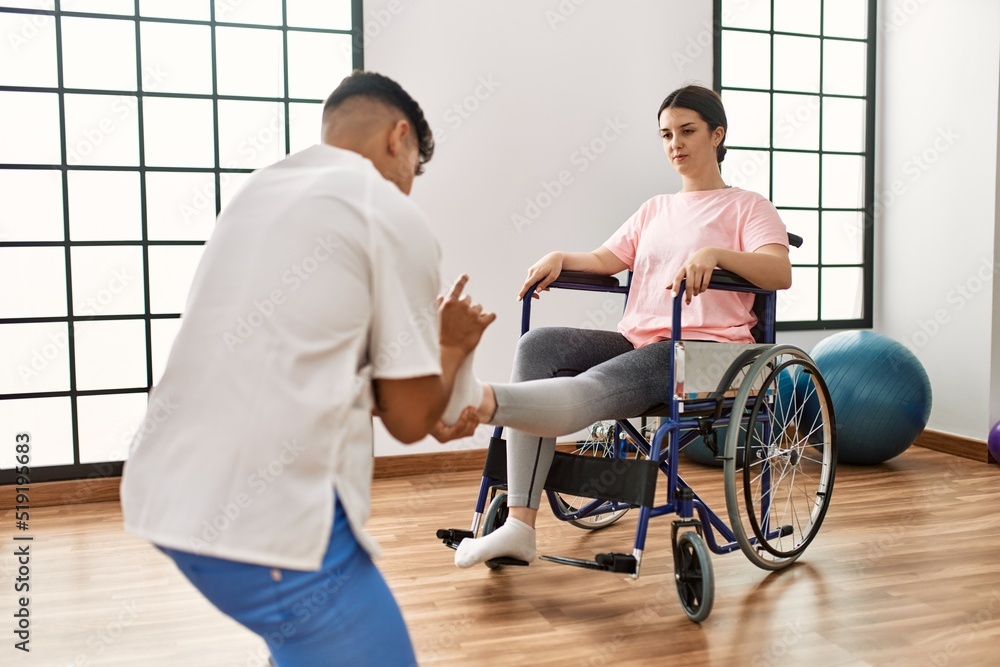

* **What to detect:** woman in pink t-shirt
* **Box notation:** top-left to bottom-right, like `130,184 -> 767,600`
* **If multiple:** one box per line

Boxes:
451,85 -> 792,568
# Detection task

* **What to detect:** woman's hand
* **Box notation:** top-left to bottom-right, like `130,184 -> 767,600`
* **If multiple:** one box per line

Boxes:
670,246 -> 720,304
518,252 -> 564,301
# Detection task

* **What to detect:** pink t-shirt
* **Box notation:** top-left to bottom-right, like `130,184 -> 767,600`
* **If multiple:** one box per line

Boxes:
603,187 -> 788,347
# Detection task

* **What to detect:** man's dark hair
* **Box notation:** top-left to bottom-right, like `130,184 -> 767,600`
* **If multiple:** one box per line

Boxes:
323,71 -> 435,175
658,85 -> 728,165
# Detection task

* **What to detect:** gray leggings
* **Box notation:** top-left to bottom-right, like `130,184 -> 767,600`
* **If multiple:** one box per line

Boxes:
490,327 -> 673,509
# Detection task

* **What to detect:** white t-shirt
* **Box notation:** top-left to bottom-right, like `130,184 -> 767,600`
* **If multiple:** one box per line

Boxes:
121,144 -> 442,570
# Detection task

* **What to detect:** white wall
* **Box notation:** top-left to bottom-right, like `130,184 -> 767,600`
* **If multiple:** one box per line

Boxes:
993,60 -> 1000,429
364,0 -> 1000,452
877,0 -> 1000,438
365,0 -> 715,455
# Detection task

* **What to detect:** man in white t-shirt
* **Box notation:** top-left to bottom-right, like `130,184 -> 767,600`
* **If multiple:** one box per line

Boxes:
121,71 -> 491,667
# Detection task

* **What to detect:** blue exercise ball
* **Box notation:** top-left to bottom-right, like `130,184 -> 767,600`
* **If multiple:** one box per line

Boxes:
809,331 -> 932,465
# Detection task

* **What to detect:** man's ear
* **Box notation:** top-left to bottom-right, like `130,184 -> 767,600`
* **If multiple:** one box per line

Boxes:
387,118 -> 412,157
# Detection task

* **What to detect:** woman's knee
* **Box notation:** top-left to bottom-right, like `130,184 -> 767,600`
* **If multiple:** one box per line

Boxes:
512,327 -> 572,380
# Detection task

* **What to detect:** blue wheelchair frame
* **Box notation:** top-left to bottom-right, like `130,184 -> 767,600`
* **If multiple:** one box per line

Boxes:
518,272 -> 777,557
438,239 -> 836,622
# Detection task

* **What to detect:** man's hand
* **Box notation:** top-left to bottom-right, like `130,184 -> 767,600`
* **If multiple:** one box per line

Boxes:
429,406 -> 479,442
439,274 -> 496,353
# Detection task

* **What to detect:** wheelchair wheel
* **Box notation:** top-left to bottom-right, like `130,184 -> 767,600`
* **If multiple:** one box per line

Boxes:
723,345 -> 836,571
553,421 -> 646,529
674,532 -> 714,623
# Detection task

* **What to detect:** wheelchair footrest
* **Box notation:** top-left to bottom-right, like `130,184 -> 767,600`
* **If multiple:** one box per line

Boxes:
436,528 -> 474,550
485,556 -> 530,568
539,552 -> 637,574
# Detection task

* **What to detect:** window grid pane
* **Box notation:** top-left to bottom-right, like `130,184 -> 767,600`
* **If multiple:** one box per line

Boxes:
0,1 -> 361,482
715,0 -> 874,330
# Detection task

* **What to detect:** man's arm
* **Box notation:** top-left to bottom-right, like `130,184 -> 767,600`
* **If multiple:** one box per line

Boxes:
374,275 -> 493,444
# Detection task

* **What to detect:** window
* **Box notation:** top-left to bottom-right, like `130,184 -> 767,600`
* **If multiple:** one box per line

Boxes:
0,0 -> 362,483
714,0 -> 875,329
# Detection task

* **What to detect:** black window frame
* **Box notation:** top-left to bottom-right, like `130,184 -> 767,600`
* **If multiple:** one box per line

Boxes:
713,0 -> 877,331
0,0 -> 364,484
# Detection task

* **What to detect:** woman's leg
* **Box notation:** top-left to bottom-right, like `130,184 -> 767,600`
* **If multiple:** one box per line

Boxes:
456,329 -> 672,568
502,328 -> 636,511
161,502 -> 416,666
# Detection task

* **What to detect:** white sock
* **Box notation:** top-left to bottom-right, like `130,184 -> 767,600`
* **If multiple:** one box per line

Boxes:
441,352 -> 484,426
454,517 -> 536,568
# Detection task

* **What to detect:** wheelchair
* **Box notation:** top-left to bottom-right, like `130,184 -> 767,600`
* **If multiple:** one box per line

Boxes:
437,234 -> 837,623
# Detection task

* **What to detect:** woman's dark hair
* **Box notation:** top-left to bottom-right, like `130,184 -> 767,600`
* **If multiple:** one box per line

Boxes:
323,70 -> 435,174
657,85 -> 728,164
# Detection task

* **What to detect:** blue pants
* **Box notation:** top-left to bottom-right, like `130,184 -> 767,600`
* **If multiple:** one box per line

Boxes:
160,502 -> 416,667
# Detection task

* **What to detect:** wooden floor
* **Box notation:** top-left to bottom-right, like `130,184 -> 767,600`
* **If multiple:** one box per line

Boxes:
3,447 -> 1000,666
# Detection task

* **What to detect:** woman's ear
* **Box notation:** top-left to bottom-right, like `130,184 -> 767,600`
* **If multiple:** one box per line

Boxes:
713,125 -> 726,146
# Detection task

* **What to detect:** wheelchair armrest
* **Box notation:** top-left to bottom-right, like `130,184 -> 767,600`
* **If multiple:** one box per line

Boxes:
708,269 -> 761,291
705,230 -> 801,292
549,270 -> 622,289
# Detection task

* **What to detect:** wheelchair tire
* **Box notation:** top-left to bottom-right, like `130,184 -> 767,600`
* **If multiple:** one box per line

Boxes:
723,345 -> 837,571
553,421 -> 645,530
674,531 -> 714,623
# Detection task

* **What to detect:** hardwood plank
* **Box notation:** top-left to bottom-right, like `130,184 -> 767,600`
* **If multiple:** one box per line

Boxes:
3,447 -> 1000,665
